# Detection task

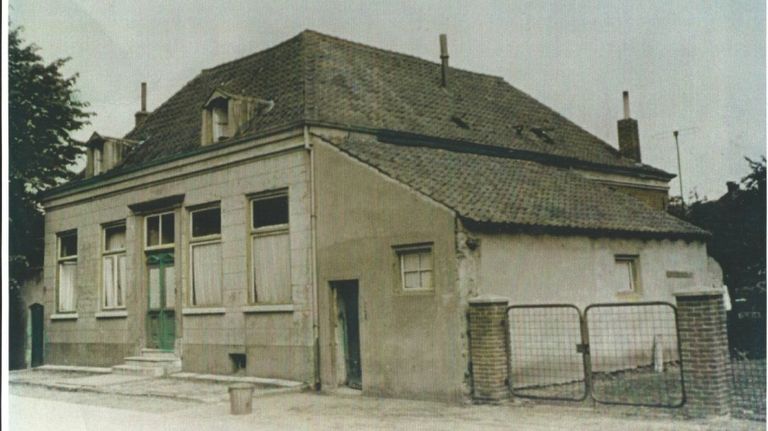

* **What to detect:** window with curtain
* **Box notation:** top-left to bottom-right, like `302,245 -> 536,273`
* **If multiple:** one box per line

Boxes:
250,192 -> 291,303
189,206 -> 222,306
57,231 -> 78,312
145,212 -> 174,249
103,223 -> 127,309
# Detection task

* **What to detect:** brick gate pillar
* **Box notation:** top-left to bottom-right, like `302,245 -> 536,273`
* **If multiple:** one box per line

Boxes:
674,290 -> 731,417
468,295 -> 510,403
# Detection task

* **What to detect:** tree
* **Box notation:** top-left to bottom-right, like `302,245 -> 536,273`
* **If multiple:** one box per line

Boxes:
9,27 -> 91,288
682,156 -> 766,357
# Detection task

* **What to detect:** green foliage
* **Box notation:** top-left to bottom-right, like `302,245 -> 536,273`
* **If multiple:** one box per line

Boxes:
682,157 -> 766,356
9,27 -> 92,288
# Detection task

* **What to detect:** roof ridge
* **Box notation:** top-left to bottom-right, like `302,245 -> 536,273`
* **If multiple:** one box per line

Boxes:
299,29 -> 506,80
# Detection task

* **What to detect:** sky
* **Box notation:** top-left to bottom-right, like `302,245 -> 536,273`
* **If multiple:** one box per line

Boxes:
8,0 -> 765,200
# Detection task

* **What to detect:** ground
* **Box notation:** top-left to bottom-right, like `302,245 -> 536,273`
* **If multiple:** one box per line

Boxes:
8,369 -> 764,431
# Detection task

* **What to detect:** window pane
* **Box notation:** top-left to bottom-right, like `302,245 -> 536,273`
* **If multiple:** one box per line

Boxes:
161,213 -> 175,244
58,261 -> 76,311
252,233 -> 291,303
149,267 -> 161,309
147,216 -> 160,246
164,265 -> 175,309
419,252 -> 432,270
105,225 -> 126,251
192,208 -> 221,237
420,270 -> 432,289
192,243 -> 222,306
252,195 -> 289,228
615,260 -> 634,292
103,256 -> 115,307
212,104 -> 229,142
404,271 -> 421,289
60,234 -> 77,257
402,253 -> 420,271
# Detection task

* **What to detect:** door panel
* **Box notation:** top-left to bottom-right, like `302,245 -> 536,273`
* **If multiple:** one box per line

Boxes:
333,281 -> 361,389
146,253 -> 175,351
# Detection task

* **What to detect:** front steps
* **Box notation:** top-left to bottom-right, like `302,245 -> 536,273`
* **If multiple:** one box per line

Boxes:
112,349 -> 181,377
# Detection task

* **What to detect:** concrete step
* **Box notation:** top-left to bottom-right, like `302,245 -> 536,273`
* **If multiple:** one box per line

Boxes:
124,356 -> 180,365
140,349 -> 178,360
112,364 -> 166,377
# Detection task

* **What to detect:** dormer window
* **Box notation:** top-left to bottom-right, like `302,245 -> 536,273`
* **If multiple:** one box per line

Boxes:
201,87 -> 275,146
93,146 -> 103,175
210,98 -> 230,142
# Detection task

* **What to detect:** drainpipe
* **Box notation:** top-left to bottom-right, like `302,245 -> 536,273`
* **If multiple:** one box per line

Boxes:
304,125 -> 321,390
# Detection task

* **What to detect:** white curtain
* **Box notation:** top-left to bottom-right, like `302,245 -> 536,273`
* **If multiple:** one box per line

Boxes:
117,254 -> 126,307
58,261 -> 76,312
192,243 -> 222,306
252,233 -> 291,303
103,256 -> 115,308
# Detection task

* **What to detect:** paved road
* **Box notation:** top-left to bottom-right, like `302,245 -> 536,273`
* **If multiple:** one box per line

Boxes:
10,385 -> 763,431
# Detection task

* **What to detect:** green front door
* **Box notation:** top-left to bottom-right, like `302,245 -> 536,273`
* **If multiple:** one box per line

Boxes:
146,252 -> 175,351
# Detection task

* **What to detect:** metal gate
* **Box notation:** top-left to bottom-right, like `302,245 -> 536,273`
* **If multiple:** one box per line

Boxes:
507,302 -> 685,407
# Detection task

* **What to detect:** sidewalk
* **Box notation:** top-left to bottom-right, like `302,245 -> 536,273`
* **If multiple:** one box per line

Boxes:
9,368 -> 764,431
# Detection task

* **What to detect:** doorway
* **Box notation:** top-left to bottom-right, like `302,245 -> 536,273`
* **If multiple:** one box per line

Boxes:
146,252 -> 176,351
332,280 -> 361,389
29,303 -> 44,367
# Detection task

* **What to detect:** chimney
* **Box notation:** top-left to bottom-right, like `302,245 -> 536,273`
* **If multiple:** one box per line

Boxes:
134,82 -> 149,127
439,34 -> 449,87
726,181 -> 739,194
617,91 -> 641,162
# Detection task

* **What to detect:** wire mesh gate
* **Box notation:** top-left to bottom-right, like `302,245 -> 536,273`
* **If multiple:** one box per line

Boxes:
507,302 -> 685,407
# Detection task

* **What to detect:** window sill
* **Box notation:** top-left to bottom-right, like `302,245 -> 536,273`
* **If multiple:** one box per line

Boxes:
182,307 -> 226,316
242,304 -> 294,314
51,313 -> 78,321
95,310 -> 128,319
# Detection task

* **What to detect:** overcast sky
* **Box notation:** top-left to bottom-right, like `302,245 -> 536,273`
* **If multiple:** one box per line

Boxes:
9,0 -> 765,199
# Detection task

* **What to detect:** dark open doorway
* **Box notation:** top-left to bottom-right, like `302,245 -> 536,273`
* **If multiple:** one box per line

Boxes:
331,280 -> 361,389
30,303 -> 44,367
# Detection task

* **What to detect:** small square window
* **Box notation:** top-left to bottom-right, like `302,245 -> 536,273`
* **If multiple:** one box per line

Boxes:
146,212 -> 175,248
615,255 -> 639,293
104,224 -> 126,252
397,246 -> 433,291
252,194 -> 288,229
59,232 -> 78,258
191,207 -> 221,238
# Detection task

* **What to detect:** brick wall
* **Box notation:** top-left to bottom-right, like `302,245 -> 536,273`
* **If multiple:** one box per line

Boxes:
674,291 -> 731,417
468,296 -> 509,402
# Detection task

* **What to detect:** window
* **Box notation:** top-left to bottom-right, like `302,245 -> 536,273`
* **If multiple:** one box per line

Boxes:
250,192 -> 291,303
190,206 -> 222,306
397,245 -> 433,291
211,99 -> 229,142
93,147 -> 102,175
145,212 -> 174,249
614,255 -> 639,293
102,223 -> 127,309
57,231 -> 78,312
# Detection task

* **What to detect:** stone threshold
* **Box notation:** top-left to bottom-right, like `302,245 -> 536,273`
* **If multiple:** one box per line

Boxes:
35,365 -> 112,374
168,372 -> 305,389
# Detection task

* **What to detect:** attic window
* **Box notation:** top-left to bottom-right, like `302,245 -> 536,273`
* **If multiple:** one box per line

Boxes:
210,98 -> 230,142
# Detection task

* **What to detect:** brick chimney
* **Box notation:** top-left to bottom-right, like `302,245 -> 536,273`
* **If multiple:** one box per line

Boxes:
134,82 -> 149,127
617,91 -> 641,162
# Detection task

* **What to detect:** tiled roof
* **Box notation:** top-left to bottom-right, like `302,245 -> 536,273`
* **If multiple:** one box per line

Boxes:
320,133 -> 707,238
118,30 -> 671,178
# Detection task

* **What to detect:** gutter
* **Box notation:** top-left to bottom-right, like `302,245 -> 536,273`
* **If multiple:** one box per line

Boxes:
304,126 -> 321,390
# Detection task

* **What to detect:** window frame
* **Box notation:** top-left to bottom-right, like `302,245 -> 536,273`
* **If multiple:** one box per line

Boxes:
614,254 -> 640,294
248,190 -> 291,304
144,211 -> 175,251
56,230 -> 78,313
188,204 -> 223,307
395,243 -> 434,293
101,222 -> 127,310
